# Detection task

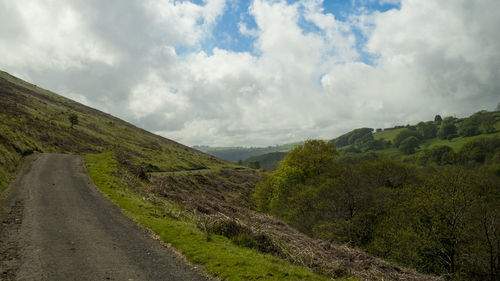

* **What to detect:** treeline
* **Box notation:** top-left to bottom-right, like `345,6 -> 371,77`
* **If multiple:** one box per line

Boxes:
253,140 -> 500,280
243,151 -> 288,171
332,110 -> 499,155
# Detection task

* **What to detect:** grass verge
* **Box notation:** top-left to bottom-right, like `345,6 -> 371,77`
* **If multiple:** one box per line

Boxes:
84,152 -> 338,281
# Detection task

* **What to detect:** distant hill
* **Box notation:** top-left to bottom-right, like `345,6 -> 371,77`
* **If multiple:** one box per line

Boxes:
243,151 -> 288,171
237,111 -> 500,171
194,142 -> 302,163
330,110 -> 500,162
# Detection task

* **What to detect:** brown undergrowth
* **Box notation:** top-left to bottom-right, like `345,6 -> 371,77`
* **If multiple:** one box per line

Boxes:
148,169 -> 442,281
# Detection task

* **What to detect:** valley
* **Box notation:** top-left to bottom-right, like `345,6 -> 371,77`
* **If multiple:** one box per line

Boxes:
1,71 -> 498,280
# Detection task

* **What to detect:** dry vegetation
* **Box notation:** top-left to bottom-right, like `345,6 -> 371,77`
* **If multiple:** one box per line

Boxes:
148,169 -> 441,281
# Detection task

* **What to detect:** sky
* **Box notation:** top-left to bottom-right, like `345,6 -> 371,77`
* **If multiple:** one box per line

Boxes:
1,0 -> 499,147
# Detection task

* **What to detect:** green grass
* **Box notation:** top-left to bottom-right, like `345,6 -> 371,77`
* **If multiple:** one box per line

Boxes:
420,131 -> 500,151
0,70 -> 233,192
373,128 -> 405,141
84,152 -> 338,281
371,122 -> 500,158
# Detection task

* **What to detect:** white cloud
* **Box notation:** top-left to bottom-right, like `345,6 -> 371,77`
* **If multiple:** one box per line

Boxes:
0,0 -> 499,147
238,22 -> 259,37
128,72 -> 188,119
0,1 -> 117,70
143,0 -> 226,46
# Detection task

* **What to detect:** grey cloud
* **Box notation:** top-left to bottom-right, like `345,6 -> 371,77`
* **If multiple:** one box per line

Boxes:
0,0 -> 499,147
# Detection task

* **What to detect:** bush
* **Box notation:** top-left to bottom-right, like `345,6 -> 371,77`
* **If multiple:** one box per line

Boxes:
394,129 -> 421,148
68,113 -> 79,128
248,160 -> 261,169
458,137 -> 500,164
438,121 -> 457,139
416,121 -> 438,139
399,136 -> 420,155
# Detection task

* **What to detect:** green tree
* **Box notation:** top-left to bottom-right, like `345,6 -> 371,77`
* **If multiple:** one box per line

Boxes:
437,117 -> 457,140
253,140 -> 339,232
458,113 -> 482,137
418,145 -> 454,165
332,128 -> 373,148
417,121 -> 438,139
435,115 -> 443,124
480,114 -> 496,134
394,129 -> 421,147
248,160 -> 260,169
399,136 -> 420,154
68,113 -> 79,128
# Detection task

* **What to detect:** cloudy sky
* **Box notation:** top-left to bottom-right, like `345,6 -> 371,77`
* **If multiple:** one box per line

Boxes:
1,0 -> 499,146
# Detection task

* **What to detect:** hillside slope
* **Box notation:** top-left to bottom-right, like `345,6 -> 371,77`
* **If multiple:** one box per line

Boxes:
0,70 -> 227,192
0,71 -> 442,280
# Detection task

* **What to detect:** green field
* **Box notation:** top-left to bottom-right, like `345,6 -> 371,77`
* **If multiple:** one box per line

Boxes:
373,128 -> 406,141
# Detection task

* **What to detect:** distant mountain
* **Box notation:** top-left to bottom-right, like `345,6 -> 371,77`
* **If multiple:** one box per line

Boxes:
193,142 -> 302,163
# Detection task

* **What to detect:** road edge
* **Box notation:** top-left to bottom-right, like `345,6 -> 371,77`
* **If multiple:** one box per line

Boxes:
0,153 -> 39,215
80,155 -> 219,281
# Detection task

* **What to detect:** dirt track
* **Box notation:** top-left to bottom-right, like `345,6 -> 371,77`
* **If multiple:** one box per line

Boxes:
0,153 -> 211,281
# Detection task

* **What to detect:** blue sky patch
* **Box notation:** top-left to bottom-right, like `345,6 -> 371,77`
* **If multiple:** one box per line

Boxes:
188,0 -> 400,62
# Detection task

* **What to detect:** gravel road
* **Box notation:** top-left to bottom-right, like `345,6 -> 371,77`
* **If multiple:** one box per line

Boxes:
0,153 -> 211,281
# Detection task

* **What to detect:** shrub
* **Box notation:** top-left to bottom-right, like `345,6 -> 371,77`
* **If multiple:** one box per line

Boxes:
399,136 -> 420,155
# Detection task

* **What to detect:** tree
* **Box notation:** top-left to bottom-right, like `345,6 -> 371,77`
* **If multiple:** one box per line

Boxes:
68,113 -> 79,128
248,160 -> 260,169
435,115 -> 443,124
419,145 -> 454,165
394,129 -> 421,147
458,113 -> 482,137
279,140 -> 338,178
417,121 -> 438,139
253,140 -> 339,229
437,118 -> 457,140
399,136 -> 420,155
480,114 -> 496,134
237,159 -> 243,165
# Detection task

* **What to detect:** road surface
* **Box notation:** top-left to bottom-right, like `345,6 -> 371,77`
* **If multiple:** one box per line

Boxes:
0,153 -> 211,281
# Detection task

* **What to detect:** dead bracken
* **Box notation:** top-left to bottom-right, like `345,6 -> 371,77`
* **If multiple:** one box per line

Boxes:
149,169 -> 442,281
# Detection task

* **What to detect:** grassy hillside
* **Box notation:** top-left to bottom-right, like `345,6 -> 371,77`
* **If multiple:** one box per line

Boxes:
0,70 -> 229,192
243,152 -> 288,171
0,71 -> 340,280
219,112 -> 500,172
331,111 -> 500,162
0,70 -> 442,280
